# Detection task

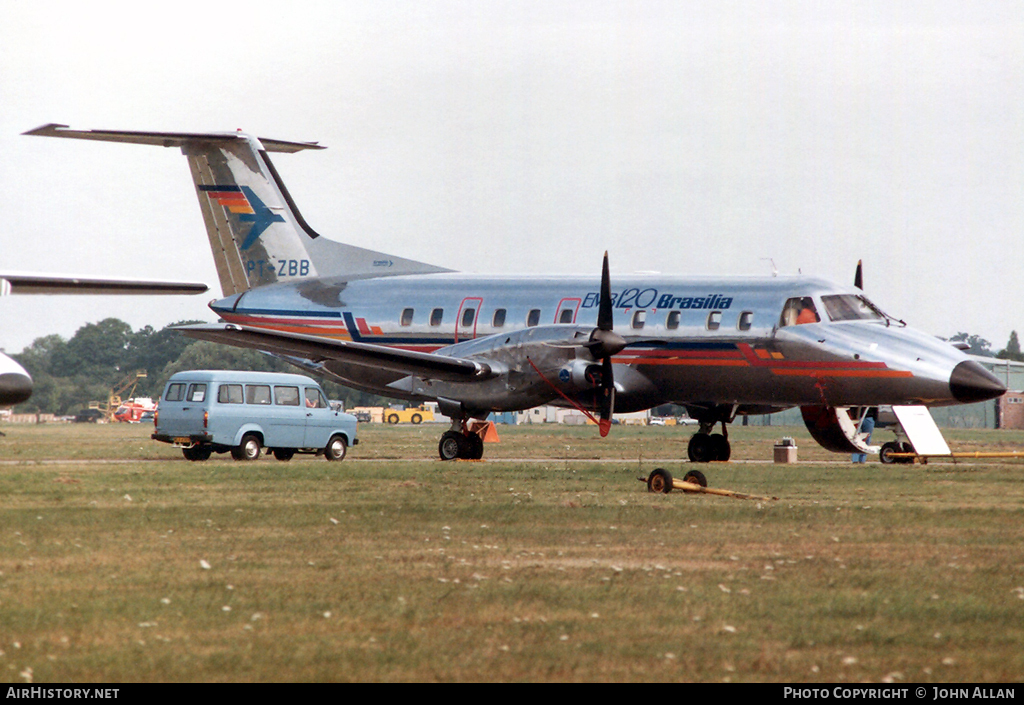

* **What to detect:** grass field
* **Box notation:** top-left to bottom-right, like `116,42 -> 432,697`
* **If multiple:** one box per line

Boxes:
1,421 -> 1023,682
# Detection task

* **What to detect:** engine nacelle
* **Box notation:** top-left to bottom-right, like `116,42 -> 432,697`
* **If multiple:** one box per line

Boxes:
558,360 -> 604,390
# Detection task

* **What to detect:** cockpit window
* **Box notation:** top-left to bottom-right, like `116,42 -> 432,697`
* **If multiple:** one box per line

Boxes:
820,295 -> 885,322
779,297 -> 820,327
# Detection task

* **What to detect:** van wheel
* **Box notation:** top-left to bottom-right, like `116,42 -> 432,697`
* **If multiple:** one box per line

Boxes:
325,435 -> 347,461
272,449 -> 295,461
182,446 -> 211,461
232,433 -> 262,461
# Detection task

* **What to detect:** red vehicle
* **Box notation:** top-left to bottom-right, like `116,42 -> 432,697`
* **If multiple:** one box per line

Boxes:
113,398 -> 157,423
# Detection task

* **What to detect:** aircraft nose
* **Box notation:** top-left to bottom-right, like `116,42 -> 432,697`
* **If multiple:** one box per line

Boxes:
0,372 -> 33,405
949,360 -> 1006,404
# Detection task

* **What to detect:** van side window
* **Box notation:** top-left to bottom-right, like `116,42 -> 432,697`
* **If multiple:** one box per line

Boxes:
305,388 -> 328,409
246,385 -> 272,405
218,384 -> 243,404
275,386 -> 300,406
527,309 -> 541,327
400,308 -> 414,326
187,384 -> 207,402
165,383 -> 186,402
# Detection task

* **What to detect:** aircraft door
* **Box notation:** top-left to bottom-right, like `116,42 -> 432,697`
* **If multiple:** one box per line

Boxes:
455,297 -> 483,342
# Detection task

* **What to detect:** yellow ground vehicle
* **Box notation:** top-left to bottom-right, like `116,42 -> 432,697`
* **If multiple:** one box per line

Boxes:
384,406 -> 434,424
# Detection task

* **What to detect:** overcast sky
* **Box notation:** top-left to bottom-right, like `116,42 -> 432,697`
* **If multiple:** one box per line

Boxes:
1,1 -> 1022,354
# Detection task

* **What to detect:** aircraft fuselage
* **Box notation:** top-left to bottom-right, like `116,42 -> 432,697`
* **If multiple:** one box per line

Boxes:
208,272 -> 1000,415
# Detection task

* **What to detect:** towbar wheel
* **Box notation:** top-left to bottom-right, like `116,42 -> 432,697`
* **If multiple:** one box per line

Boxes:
647,468 -> 674,494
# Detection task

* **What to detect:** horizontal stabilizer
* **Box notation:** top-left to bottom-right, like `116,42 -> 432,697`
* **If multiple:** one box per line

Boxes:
23,123 -> 324,154
0,273 -> 207,296
176,323 -> 497,383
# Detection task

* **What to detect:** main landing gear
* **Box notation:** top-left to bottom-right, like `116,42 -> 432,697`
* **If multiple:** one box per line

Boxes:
687,420 -> 732,463
438,419 -> 486,461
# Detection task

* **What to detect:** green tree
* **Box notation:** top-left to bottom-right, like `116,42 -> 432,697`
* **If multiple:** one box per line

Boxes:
947,332 -> 994,357
997,331 -> 1024,362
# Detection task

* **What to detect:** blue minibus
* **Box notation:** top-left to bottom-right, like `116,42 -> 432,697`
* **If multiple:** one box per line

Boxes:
152,370 -> 358,461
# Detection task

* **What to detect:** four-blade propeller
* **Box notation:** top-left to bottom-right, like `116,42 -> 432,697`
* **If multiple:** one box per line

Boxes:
590,252 -> 626,436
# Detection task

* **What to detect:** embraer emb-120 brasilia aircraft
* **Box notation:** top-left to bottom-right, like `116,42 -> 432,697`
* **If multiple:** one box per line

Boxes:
25,124 -> 1007,463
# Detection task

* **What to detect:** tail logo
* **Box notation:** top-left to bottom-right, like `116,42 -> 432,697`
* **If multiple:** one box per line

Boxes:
200,185 -> 285,250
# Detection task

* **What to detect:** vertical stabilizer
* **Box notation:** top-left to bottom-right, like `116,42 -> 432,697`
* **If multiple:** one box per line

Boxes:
24,124 -> 452,295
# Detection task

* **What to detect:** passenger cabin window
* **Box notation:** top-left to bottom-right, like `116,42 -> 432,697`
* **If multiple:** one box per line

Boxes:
461,307 -> 476,328
527,309 -> 541,327
429,308 -> 444,326
218,384 -> 243,404
666,311 -> 681,330
738,311 -> 754,331
492,308 -> 506,327
165,383 -> 186,402
400,308 -> 414,326
631,310 -> 646,329
305,388 -> 328,409
275,386 -> 300,406
559,308 -> 574,324
187,383 -> 207,402
820,295 -> 884,322
245,384 -> 271,405
706,311 -> 722,330
779,297 -> 820,327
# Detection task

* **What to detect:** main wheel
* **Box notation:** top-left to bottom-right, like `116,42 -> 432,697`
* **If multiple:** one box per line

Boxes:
709,433 -> 731,462
439,431 -> 464,461
324,435 -> 348,461
647,468 -> 674,494
465,433 -> 484,460
231,433 -> 262,461
688,434 -> 713,463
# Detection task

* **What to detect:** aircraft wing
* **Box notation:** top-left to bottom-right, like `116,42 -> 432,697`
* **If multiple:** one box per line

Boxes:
176,323 -> 498,383
0,273 -> 208,296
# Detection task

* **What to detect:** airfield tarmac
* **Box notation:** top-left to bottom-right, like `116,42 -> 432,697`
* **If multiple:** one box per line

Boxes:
1,422 -> 1023,682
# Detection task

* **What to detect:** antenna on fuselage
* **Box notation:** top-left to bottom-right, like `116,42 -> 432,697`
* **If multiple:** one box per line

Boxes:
761,258 -> 778,277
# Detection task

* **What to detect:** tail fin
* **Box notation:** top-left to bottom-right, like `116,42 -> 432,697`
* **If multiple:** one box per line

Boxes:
24,124 -> 451,295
